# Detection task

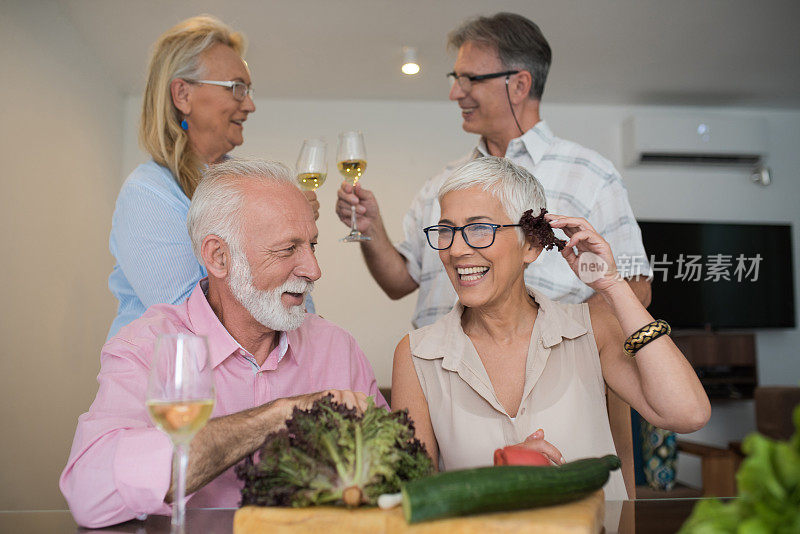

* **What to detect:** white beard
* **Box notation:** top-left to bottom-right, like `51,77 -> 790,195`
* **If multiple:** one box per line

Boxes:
227,249 -> 313,332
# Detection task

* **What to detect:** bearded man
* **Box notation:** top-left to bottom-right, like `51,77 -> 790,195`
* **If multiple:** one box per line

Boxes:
61,159 -> 386,528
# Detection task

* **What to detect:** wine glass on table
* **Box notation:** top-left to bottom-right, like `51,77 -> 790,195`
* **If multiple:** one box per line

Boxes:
337,130 -> 370,242
146,334 -> 215,534
296,138 -> 327,192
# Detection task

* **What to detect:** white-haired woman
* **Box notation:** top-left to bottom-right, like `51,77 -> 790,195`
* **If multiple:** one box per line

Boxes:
391,156 -> 710,499
107,15 -> 317,339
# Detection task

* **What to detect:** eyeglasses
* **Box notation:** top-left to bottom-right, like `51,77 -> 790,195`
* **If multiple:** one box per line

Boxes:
189,80 -> 254,101
423,223 -> 521,250
446,70 -> 519,93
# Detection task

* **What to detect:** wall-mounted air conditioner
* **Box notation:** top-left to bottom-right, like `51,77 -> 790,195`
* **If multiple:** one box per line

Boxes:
622,114 -> 768,168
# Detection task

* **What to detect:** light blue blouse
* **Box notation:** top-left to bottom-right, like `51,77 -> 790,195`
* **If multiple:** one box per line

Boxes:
107,161 -> 314,340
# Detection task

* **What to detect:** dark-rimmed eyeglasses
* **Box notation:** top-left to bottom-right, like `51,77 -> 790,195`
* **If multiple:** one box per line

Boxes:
188,80 -> 254,101
446,70 -> 519,93
423,223 -> 521,250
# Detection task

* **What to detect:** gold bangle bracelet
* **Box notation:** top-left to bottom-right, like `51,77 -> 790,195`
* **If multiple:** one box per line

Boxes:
623,319 -> 671,357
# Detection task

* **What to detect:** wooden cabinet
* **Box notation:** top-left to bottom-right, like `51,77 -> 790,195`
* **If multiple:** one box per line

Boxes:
672,332 -> 757,400
675,440 -> 742,497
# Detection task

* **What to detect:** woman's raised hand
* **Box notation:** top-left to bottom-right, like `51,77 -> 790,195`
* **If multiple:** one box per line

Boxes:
546,214 -> 621,292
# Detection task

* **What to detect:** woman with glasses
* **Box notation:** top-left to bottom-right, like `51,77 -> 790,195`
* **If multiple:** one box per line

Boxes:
391,156 -> 710,500
106,15 -> 317,339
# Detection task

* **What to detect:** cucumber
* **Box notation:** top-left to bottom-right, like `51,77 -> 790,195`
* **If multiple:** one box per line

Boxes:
401,454 -> 620,524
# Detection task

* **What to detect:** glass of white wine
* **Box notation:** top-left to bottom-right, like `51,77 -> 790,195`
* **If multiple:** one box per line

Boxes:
338,130 -> 370,242
296,138 -> 327,191
146,334 -> 215,534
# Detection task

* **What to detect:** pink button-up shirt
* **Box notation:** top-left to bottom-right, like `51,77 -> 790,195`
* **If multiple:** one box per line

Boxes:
60,281 -> 387,528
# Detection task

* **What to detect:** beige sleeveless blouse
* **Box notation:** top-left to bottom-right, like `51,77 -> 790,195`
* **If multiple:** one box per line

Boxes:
408,286 -> 628,500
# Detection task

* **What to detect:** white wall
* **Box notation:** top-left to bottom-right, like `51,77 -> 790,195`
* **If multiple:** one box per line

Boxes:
0,2 -> 124,509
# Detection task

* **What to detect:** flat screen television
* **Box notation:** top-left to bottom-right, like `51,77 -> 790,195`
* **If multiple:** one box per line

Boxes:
637,221 -> 795,329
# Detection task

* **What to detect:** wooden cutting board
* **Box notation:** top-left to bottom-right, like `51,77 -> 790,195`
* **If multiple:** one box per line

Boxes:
233,490 -> 604,534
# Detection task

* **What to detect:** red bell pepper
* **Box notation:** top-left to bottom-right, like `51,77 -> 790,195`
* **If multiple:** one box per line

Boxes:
493,445 -> 550,466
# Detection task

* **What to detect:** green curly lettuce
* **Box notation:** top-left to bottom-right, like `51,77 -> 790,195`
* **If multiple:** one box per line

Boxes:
678,404 -> 800,534
236,395 -> 433,508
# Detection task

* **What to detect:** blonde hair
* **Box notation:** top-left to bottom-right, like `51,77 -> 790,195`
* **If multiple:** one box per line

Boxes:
139,15 -> 246,198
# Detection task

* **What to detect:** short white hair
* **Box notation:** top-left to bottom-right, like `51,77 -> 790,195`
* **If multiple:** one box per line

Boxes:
186,158 -> 295,259
438,156 -> 547,235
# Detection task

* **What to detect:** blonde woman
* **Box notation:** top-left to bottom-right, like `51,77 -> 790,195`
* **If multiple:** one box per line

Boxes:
107,15 -> 317,338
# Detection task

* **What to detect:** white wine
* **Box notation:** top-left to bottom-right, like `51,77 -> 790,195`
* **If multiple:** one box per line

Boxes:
147,399 -> 214,442
337,159 -> 367,185
296,172 -> 327,191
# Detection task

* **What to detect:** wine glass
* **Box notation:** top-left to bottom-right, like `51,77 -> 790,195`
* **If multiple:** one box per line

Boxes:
146,334 -> 215,534
337,131 -> 370,242
296,138 -> 327,191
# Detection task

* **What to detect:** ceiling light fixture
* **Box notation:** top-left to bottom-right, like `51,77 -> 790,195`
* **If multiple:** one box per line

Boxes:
401,46 -> 420,75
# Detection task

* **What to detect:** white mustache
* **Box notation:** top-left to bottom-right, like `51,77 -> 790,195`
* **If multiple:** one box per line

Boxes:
279,278 -> 314,295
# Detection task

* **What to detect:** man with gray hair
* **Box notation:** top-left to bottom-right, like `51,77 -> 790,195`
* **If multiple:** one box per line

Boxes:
61,159 -> 387,528
337,12 -> 652,328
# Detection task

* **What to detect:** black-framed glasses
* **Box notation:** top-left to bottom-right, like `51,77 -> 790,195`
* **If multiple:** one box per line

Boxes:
188,80 -> 254,101
423,223 -> 521,250
446,70 -> 519,92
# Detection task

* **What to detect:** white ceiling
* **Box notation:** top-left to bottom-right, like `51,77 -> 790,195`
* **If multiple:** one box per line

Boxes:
59,0 -> 800,107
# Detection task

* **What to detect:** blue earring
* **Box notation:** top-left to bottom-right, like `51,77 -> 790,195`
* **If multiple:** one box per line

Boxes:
180,119 -> 188,131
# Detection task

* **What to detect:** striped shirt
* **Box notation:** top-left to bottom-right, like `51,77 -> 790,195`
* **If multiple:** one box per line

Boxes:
396,121 -> 651,329
107,161 -> 314,340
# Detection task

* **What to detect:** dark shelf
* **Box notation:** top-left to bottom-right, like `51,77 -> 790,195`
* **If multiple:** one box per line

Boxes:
672,333 -> 758,400
699,377 -> 755,385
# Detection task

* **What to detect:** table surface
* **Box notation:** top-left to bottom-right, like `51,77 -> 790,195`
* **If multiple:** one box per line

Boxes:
0,498 -> 720,534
